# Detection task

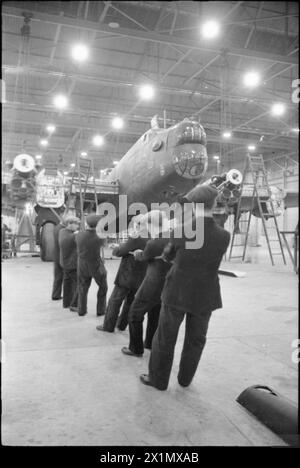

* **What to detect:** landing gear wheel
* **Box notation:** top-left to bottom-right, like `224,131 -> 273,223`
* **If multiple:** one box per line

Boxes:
40,222 -> 55,262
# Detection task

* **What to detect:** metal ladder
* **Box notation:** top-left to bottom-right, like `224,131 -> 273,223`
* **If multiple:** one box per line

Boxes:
68,156 -> 98,228
229,154 -> 286,266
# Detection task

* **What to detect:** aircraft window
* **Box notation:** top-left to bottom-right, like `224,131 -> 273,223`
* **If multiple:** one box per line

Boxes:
175,124 -> 206,146
152,140 -> 163,151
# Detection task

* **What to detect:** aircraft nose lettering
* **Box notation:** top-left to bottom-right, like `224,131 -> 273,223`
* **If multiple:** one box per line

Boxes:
173,144 -> 208,179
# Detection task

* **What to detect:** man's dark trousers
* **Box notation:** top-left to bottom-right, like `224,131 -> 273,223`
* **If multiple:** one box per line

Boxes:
144,303 -> 161,349
63,269 -> 78,308
52,262 -> 63,299
103,286 -> 135,331
102,236 -> 147,331
148,303 -> 212,390
128,299 -> 161,354
78,259 -> 107,316
115,289 -> 136,331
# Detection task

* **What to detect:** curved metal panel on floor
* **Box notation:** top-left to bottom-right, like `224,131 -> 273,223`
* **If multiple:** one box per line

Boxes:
237,385 -> 299,447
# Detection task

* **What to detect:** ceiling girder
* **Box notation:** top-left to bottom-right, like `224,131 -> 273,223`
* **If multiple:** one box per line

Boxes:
2,6 -> 298,66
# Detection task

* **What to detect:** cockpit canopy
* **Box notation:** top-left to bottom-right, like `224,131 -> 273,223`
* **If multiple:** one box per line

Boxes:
174,120 -> 207,146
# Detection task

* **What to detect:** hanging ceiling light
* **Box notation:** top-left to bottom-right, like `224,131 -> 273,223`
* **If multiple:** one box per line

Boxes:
71,43 -> 89,62
46,124 -> 56,133
92,135 -> 104,146
200,20 -> 220,39
111,117 -> 124,130
108,22 -> 119,28
53,94 -> 68,109
243,71 -> 261,88
271,103 -> 286,116
139,84 -> 155,100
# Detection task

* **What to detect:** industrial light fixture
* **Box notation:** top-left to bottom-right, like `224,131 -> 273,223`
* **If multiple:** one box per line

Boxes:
71,43 -> 89,62
111,117 -> 124,130
243,71 -> 261,88
40,139 -> 48,147
80,151 -> 88,157
108,22 -> 119,28
70,163 -> 75,167
92,135 -> 104,146
63,171 -> 69,175
113,160 -> 119,165
200,20 -> 220,39
213,155 -> 220,160
222,131 -> 232,138
46,124 -> 56,133
247,145 -> 256,151
139,84 -> 155,100
271,103 -> 286,116
53,94 -> 68,109
35,154 -> 42,159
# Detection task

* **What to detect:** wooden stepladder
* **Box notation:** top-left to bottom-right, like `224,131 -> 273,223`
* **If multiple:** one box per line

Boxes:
229,154 -> 286,266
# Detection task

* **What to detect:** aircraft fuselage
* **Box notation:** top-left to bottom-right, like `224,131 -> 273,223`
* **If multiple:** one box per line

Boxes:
108,119 -> 208,208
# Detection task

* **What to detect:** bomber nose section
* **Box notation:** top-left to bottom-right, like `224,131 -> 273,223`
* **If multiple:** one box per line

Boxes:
170,120 -> 208,179
173,144 -> 208,179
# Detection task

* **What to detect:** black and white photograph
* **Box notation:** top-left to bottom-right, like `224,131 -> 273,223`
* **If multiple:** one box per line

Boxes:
1,0 -> 299,452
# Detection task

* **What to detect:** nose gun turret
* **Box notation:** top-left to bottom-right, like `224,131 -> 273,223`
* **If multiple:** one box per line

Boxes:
205,169 -> 243,206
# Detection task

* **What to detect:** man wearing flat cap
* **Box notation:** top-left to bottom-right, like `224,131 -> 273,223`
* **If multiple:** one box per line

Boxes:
75,213 -> 107,316
58,216 -> 81,311
140,184 -> 230,390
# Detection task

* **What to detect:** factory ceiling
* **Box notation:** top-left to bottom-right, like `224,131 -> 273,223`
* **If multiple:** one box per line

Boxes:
2,1 -> 299,175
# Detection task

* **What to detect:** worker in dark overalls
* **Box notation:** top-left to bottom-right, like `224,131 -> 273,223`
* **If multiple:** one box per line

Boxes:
59,216 -> 80,311
96,215 -> 148,332
140,186 -> 230,390
76,214 -> 107,316
51,217 -> 66,300
121,210 -> 172,357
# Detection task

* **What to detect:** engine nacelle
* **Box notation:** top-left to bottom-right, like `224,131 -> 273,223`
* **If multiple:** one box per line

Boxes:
10,154 -> 37,200
13,153 -> 35,173
203,169 -> 243,206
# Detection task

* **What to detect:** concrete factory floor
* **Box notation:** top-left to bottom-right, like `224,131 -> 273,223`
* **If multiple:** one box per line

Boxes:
1,252 -> 298,446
